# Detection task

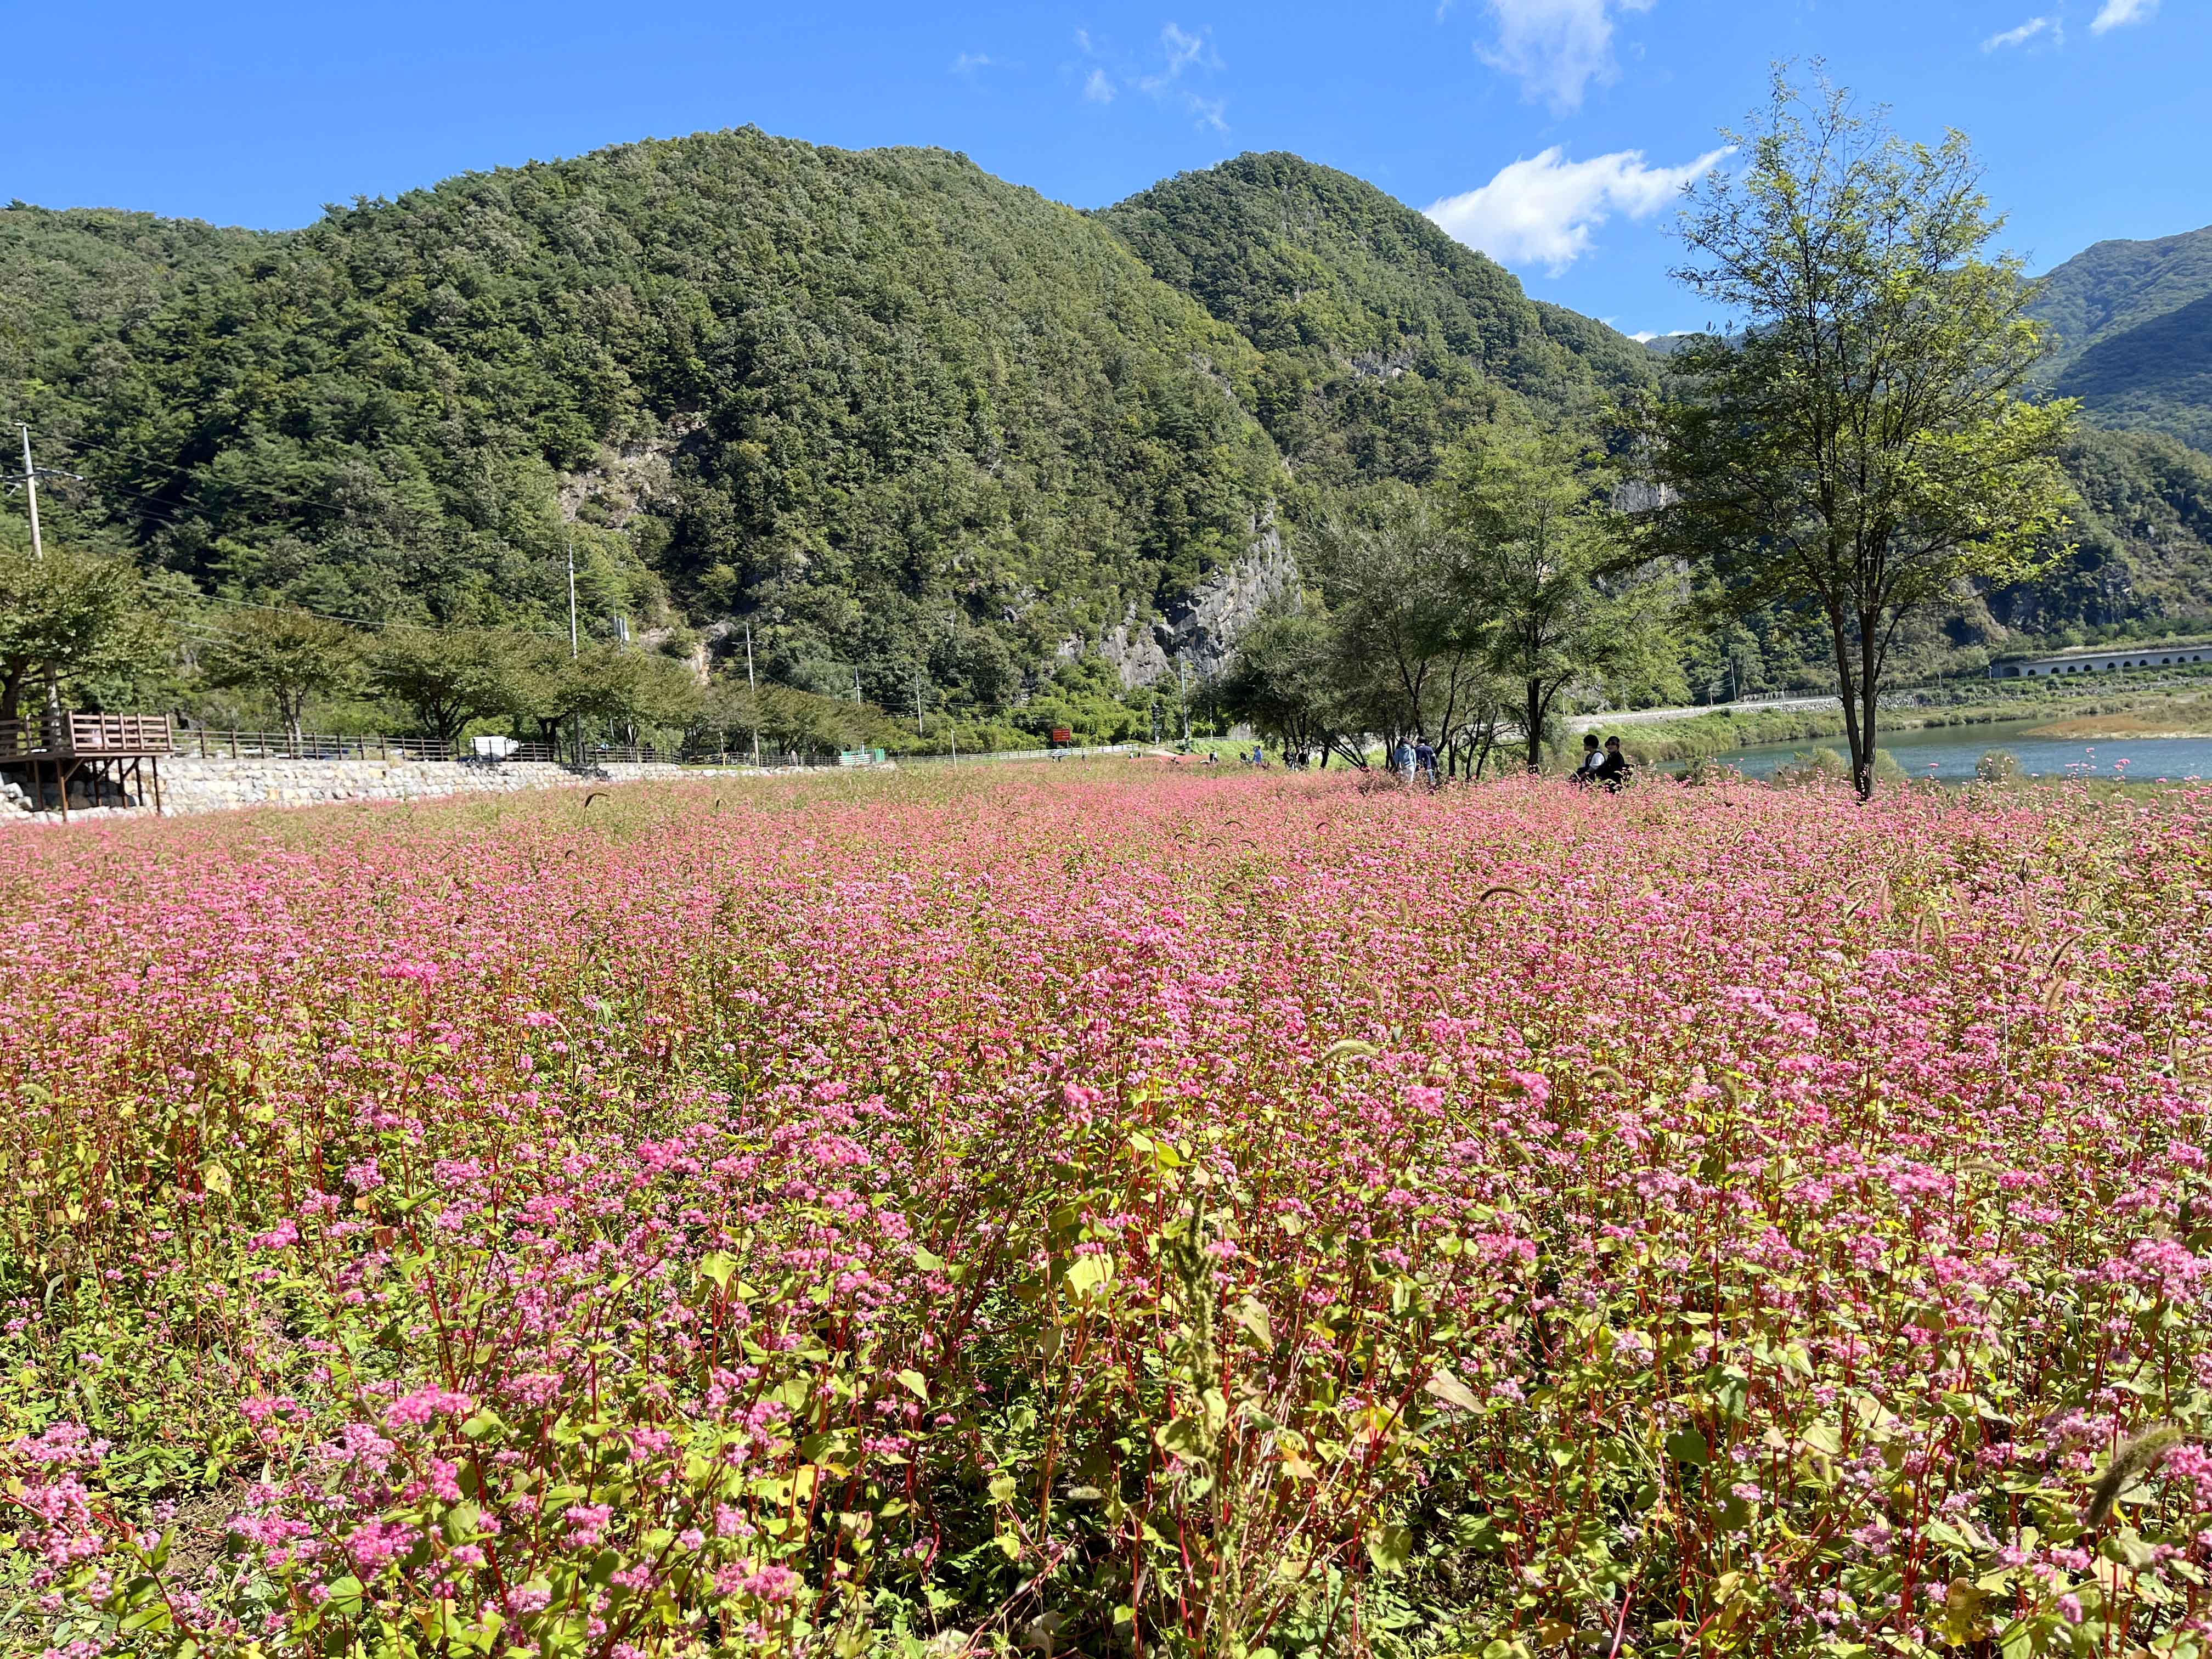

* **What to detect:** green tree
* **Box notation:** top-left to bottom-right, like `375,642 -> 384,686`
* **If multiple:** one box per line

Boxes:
1305,490 -> 1493,765
522,643 -> 704,752
199,608 -> 362,742
369,627 -> 530,748
1443,421 -> 1660,773
1218,601 -> 1348,764
0,541 -> 151,724
1639,74 -> 2076,797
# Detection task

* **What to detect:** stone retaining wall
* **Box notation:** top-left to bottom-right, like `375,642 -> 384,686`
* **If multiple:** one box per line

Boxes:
157,757 -> 694,814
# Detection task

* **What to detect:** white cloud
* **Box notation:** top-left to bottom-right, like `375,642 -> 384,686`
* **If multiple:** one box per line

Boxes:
1477,0 -> 1656,113
1981,15 -> 2051,48
1126,22 -> 1228,131
1426,144 -> 1729,274
1072,22 -> 1225,128
1148,21 -> 1208,84
951,53 -> 998,76
2091,0 -> 2156,31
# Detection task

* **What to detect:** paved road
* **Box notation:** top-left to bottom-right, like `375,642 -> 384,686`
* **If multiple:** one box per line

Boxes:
1566,696 -> 1841,732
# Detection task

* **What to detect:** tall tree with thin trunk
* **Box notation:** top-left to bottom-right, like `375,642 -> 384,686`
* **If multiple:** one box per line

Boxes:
1445,421 -> 1656,774
0,542 -> 152,724
1639,71 -> 2075,798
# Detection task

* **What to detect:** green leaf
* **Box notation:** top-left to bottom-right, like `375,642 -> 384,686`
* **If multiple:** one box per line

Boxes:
1065,1253 -> 1115,1297
895,1369 -> 929,1403
1664,1426 -> 1710,1467
1231,1297 -> 1273,1348
1156,1417 -> 1206,1459
1366,1523 -> 1413,1574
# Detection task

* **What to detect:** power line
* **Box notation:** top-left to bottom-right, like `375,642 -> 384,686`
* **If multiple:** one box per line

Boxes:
20,458 -> 574,644
44,435 -> 365,516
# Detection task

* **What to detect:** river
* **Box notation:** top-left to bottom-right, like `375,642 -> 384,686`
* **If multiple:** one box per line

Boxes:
1709,716 -> 2212,783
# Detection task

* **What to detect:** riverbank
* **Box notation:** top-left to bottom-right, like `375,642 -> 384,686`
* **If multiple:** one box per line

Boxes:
1611,682 -> 2212,765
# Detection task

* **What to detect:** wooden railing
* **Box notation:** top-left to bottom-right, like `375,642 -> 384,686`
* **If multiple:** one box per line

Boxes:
0,713 -> 173,759
171,729 -> 454,763
67,713 -> 173,753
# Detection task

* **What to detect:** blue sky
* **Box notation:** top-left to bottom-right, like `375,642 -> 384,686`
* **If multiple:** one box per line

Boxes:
8,0 -> 2204,337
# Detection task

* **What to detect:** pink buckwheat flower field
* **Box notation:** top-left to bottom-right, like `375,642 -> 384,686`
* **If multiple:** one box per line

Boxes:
4,768 -> 2212,1659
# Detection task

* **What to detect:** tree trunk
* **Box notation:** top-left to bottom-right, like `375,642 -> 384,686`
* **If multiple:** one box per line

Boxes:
0,664 -> 21,725
1827,602 -> 1871,800
1855,610 -> 1882,801
1524,680 -> 1545,772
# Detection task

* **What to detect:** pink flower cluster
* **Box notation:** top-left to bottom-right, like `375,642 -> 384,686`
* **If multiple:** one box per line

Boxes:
2,768 -> 2209,1656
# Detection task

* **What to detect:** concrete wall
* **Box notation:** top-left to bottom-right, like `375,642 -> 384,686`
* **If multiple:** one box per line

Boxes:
3,755 -> 701,821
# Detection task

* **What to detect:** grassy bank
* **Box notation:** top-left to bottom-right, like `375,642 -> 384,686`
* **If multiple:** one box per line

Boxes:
1605,679 -> 2212,765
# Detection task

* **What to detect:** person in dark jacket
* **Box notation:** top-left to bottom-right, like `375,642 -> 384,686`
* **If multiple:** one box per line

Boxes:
1595,736 -> 1631,791
1571,733 -> 1603,787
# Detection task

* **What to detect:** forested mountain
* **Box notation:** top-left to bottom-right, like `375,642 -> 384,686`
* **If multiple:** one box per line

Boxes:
0,206 -> 272,388
2029,223 -> 2212,452
1101,152 -> 1651,492
7,133 -> 2212,726
0,133 -> 1283,706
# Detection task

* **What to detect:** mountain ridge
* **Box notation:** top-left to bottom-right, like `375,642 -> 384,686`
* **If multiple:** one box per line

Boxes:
4,131 -> 2212,723
2029,222 -> 2212,451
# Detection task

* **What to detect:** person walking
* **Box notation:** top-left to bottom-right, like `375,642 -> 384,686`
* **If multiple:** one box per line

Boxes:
1414,738 -> 1438,787
1392,738 -> 1415,780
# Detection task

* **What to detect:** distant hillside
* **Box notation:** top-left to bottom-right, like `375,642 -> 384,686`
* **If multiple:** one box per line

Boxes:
1,135 -> 1288,702
7,139 -> 2212,717
2029,224 -> 2212,451
0,206 -> 273,415
1101,153 -> 1653,491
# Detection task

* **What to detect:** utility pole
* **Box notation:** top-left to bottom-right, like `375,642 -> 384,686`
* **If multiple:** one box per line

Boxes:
20,426 -> 43,561
565,536 -> 579,657
913,667 -> 923,736
944,611 -> 959,766
743,620 -> 762,769
1177,657 -> 1190,747
19,426 -> 59,732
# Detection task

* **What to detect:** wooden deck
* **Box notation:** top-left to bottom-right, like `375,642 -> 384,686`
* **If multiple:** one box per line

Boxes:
0,713 -> 173,760
0,714 -> 172,818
